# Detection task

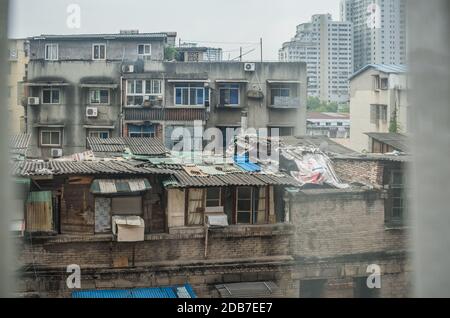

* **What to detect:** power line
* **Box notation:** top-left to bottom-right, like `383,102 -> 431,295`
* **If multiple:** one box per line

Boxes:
180,39 -> 260,45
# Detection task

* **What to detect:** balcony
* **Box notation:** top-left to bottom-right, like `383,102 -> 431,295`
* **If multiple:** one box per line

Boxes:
124,107 -> 206,122
268,96 -> 301,109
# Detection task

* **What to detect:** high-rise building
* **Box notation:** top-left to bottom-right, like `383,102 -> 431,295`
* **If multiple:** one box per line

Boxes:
279,14 -> 353,103
341,0 -> 407,72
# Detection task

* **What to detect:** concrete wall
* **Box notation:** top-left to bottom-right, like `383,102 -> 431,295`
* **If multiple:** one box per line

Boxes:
349,69 -> 409,151
26,61 -> 122,157
147,62 -> 307,135
30,38 -> 166,61
8,39 -> 27,134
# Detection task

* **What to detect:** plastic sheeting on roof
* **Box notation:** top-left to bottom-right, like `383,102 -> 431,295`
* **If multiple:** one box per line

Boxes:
90,179 -> 151,194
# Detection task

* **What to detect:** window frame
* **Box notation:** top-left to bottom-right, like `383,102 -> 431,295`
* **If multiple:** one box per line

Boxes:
92,43 -> 106,60
40,130 -> 61,147
42,87 -> 61,104
127,124 -> 156,138
44,43 -> 58,61
174,84 -> 206,106
270,86 -> 291,106
137,43 -> 152,56
218,84 -> 240,106
205,187 -> 222,208
126,79 -> 163,106
89,88 -> 110,105
88,130 -> 110,139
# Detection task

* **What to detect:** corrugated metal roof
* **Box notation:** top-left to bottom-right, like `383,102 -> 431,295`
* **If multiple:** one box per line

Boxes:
87,137 -> 168,157
365,132 -> 409,153
90,178 -> 151,194
72,284 -> 196,298
216,282 -> 282,298
349,64 -> 407,80
13,160 -> 173,177
33,32 -> 173,41
164,169 -> 299,188
9,134 -> 31,156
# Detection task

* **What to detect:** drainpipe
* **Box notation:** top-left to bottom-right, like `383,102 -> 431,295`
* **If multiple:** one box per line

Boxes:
119,75 -> 123,137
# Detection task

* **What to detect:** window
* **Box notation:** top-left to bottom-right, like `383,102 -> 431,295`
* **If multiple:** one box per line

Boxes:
219,84 -> 240,106
42,87 -> 60,104
126,80 -> 163,106
92,44 -> 106,60
386,168 -> 407,225
45,43 -> 58,61
111,197 -> 142,216
89,89 -> 109,104
370,104 -> 388,124
300,279 -> 327,298
206,188 -> 221,207
128,124 -> 155,138
175,84 -> 207,106
89,131 -> 109,139
270,87 -> 290,105
236,187 -> 267,224
137,44 -> 151,56
187,189 -> 205,225
40,130 -> 61,147
380,77 -> 389,90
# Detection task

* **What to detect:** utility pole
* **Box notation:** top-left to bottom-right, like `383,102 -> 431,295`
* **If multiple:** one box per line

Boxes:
260,38 -> 263,63
240,47 -> 242,62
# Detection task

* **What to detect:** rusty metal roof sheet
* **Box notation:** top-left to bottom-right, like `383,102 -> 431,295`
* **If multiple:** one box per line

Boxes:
164,169 -> 299,188
87,137 -> 168,157
13,160 -> 173,177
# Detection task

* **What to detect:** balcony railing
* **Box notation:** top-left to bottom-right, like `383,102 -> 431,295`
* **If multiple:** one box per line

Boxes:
124,107 -> 206,121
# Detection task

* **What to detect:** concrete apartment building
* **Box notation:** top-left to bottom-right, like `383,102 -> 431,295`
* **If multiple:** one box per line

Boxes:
341,0 -> 407,72
123,61 -> 307,149
349,64 -> 408,152
178,42 -> 223,62
279,14 -> 353,103
306,112 -> 350,138
25,31 -> 177,158
8,39 -> 28,134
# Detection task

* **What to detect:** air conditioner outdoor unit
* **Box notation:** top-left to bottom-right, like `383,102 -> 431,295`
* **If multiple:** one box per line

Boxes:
28,97 -> 40,105
86,107 -> 98,117
244,62 -> 256,72
122,64 -> 135,73
51,148 -> 62,158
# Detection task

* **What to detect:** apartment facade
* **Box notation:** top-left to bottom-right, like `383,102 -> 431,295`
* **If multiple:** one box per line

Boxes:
341,0 -> 407,72
279,14 -> 353,103
122,61 -> 307,150
8,39 -> 28,134
349,64 -> 409,152
25,31 -> 177,158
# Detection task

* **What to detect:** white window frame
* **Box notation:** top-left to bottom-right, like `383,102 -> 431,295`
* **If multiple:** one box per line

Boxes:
88,131 -> 110,139
92,43 -> 106,60
174,85 -> 206,106
126,79 -> 163,106
40,130 -> 61,147
42,87 -> 61,104
137,44 -> 151,56
205,188 -> 221,208
45,43 -> 58,61
89,88 -> 110,105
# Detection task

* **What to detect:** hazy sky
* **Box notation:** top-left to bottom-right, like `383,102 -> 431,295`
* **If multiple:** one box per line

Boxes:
8,0 -> 340,61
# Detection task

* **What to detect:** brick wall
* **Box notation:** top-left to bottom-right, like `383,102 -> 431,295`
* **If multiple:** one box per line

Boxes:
289,189 -> 408,259
333,158 -> 384,186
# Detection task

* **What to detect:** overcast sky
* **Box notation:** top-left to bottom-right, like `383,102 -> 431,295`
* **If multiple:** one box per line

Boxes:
8,0 -> 340,61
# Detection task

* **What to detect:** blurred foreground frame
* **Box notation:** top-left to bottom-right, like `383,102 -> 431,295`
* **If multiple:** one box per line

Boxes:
409,0 -> 450,297
0,0 -> 12,297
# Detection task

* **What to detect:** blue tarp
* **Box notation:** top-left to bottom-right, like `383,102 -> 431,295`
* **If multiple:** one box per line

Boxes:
72,284 -> 197,299
234,155 -> 261,172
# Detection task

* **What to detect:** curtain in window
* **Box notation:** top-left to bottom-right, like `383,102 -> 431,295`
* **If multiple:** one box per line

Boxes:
256,187 -> 266,224
188,189 -> 204,225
